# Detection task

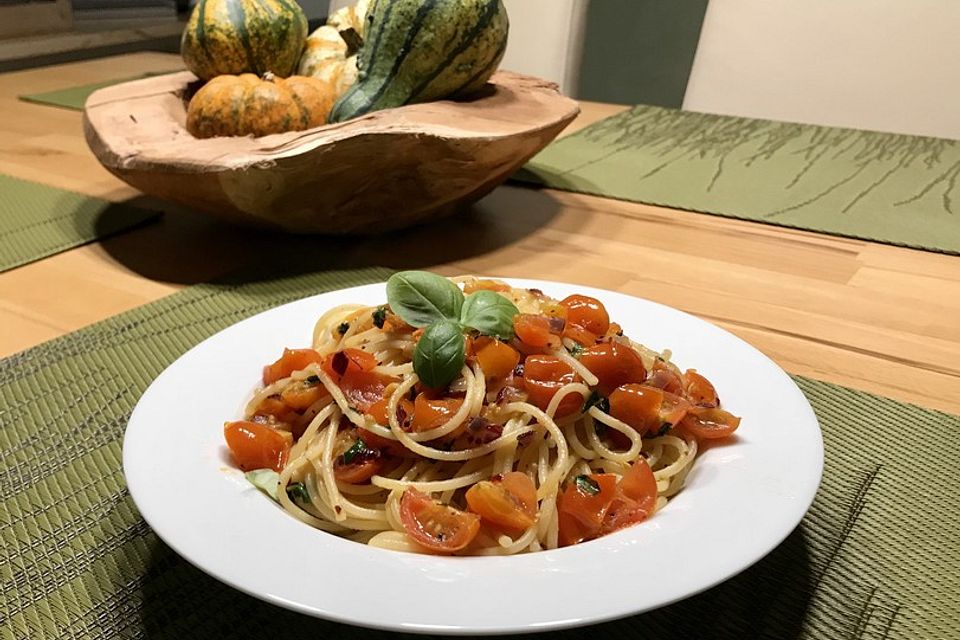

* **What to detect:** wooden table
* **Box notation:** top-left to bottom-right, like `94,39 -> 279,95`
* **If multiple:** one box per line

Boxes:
2,52 -> 959,415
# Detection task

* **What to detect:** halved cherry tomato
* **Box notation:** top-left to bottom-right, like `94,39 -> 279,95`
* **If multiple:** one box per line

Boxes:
683,369 -> 719,407
562,324 -> 598,347
513,314 -> 557,349
409,394 -> 463,432
224,421 -> 290,472
465,472 -> 537,531
619,457 -> 658,505
522,355 -> 582,418
557,474 -> 618,546
608,384 -> 663,435
399,488 -> 481,553
659,391 -> 692,429
332,429 -> 383,484
279,378 -> 328,410
262,348 -> 323,385
251,396 -> 299,427
463,279 -> 511,294
321,348 -> 378,382
579,342 -> 647,395
474,337 -> 521,381
560,295 -> 610,336
341,370 -> 396,412
645,362 -> 684,395
678,407 -> 740,441
366,397 -> 415,427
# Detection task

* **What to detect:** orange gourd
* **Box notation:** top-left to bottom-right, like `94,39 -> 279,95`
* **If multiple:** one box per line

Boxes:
186,73 -> 335,139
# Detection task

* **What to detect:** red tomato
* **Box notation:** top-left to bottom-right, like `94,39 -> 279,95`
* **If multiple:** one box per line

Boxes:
659,391 -> 692,429
608,384 -> 664,435
223,421 -> 290,472
399,488 -> 481,553
513,314 -> 558,349
262,348 -> 323,385
578,342 -> 647,396
321,348 -> 378,382
251,396 -> 299,427
522,355 -> 582,418
341,370 -> 396,412
683,369 -> 719,407
473,337 -> 521,381
332,429 -> 383,484
409,394 -> 463,432
619,457 -> 658,505
556,474 -> 618,546
560,295 -> 610,336
465,472 -> 537,531
678,407 -> 741,441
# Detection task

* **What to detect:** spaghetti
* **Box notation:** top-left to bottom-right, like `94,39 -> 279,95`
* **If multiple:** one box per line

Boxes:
223,274 -> 741,555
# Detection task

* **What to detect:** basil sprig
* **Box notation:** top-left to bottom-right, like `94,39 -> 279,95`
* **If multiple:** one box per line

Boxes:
386,271 -> 464,328
413,321 -> 466,388
460,290 -> 519,340
385,271 -> 520,389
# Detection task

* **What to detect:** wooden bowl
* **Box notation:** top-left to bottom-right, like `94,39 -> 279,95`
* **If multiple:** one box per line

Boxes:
83,70 -> 579,234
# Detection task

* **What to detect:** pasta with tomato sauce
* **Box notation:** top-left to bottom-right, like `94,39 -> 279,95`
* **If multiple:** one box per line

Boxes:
223,273 -> 740,555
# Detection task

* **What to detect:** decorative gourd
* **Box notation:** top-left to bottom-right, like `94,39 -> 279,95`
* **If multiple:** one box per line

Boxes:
329,0 -> 509,123
186,73 -> 335,139
181,0 -> 308,81
298,0 -> 370,97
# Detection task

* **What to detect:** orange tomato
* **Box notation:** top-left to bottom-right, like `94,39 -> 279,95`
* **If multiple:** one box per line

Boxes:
321,348 -> 378,382
513,314 -> 557,349
332,429 -> 383,484
465,472 -> 537,531
251,396 -> 299,426
683,369 -> 719,407
522,355 -> 582,418
279,378 -> 327,410
562,324 -> 597,347
557,474 -> 618,546
608,384 -> 664,435
223,421 -> 290,472
678,407 -> 740,441
645,361 -> 684,395
578,342 -> 647,396
262,348 -> 323,385
474,337 -> 521,381
399,488 -> 481,553
560,295 -> 610,336
410,394 -> 463,432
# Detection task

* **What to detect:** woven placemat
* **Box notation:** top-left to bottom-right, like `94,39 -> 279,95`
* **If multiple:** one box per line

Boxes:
518,105 -> 960,254
19,71 -> 182,111
1,267 -> 958,639
0,175 -> 160,273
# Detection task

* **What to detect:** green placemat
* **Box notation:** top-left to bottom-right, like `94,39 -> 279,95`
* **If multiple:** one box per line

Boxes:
0,175 -> 160,273
519,105 -> 960,254
2,267 -> 958,639
19,71 -> 182,111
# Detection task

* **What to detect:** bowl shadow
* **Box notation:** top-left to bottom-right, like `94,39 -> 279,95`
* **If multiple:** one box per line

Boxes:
134,523 -> 814,640
91,184 -> 573,286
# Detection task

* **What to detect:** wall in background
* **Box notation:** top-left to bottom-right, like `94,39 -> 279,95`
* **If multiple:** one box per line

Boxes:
577,0 -> 708,107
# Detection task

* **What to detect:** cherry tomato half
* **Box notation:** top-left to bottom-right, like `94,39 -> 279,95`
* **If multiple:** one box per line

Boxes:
683,369 -> 719,407
465,472 -> 537,531
399,488 -> 481,553
473,337 -> 521,381
262,348 -> 323,385
557,473 -> 618,547
561,295 -> 610,336
579,342 -> 647,396
224,421 -> 290,472
522,355 -> 582,418
678,407 -> 741,441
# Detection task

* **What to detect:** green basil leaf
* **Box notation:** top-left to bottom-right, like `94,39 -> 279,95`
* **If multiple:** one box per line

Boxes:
245,469 -> 280,501
386,271 -> 464,328
413,320 -> 466,388
286,482 -> 310,503
372,305 -> 388,329
582,391 -> 609,414
340,438 -> 369,464
575,475 -> 601,496
460,290 -> 519,340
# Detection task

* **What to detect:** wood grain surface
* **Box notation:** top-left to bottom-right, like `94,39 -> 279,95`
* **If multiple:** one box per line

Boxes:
2,53 -> 958,415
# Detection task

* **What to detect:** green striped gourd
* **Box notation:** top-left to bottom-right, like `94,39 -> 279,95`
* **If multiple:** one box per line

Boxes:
298,0 -> 370,96
329,0 -> 509,123
181,0 -> 308,81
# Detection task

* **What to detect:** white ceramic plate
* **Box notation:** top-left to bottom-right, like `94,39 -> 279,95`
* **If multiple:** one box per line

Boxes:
123,279 -> 823,635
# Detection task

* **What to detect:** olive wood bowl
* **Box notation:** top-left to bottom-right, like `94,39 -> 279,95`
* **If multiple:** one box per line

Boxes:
83,70 -> 580,234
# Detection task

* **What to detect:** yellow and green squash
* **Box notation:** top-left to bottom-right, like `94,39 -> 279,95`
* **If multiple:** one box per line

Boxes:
329,0 -> 509,123
181,0 -> 308,81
